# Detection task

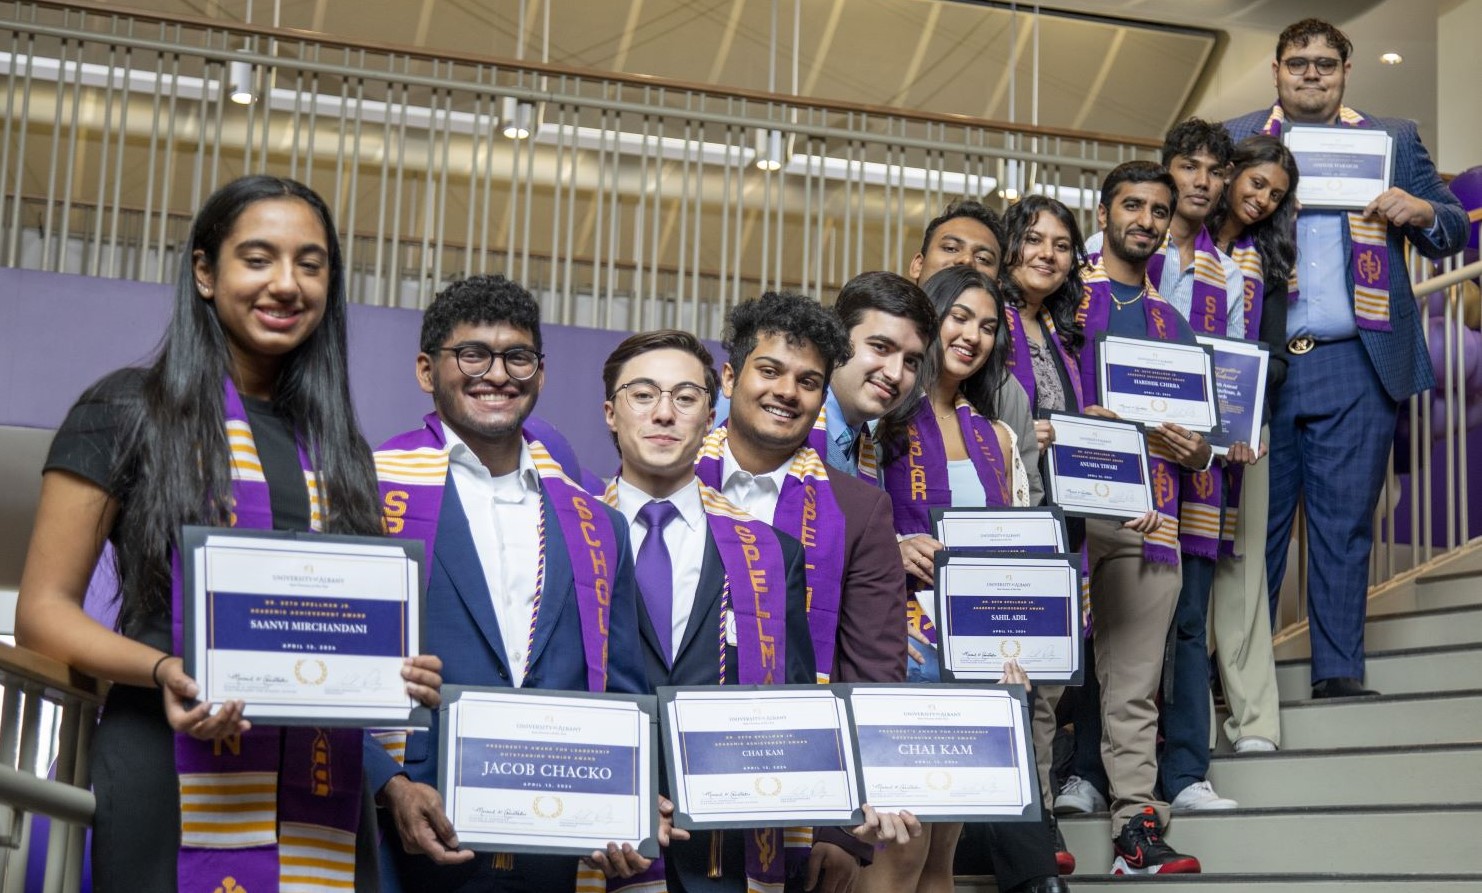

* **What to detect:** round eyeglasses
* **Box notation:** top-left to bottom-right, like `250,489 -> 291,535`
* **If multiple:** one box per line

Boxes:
436,345 -> 543,381
613,381 -> 709,415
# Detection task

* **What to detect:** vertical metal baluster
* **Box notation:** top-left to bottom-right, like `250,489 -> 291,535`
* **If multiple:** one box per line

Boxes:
372,64 -> 394,306
593,99 -> 610,323
717,118 -> 732,323
387,61 -> 411,306
153,47 -> 181,282
477,66 -> 497,275
137,34 -> 164,281
103,41 -> 133,277
562,88 -> 578,325
691,113 -> 705,336
650,95 -> 665,326
87,39 -> 121,278
39,35 -> 68,271
0,27 -> 19,267
463,84 -> 485,279
429,75 -> 453,298
550,95 -> 566,320
604,101 -> 620,329
302,48 -> 320,188
519,86 -> 535,290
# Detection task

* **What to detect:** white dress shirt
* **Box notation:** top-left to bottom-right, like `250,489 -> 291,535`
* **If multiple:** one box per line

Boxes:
443,423 -> 543,686
718,440 -> 792,525
614,477 -> 707,662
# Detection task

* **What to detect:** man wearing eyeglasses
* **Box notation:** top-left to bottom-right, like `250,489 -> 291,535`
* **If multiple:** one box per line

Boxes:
1226,19 -> 1466,700
366,275 -> 650,893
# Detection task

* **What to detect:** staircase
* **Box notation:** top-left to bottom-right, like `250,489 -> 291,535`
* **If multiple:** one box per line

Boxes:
958,540 -> 1482,892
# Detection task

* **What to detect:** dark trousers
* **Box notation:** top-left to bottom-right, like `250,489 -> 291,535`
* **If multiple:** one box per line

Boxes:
1158,555 -> 1216,800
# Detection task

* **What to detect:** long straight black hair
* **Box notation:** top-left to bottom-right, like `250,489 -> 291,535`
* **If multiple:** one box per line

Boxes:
1000,194 -> 1088,353
875,265 -> 1007,465
1206,136 -> 1300,288
110,175 -> 382,623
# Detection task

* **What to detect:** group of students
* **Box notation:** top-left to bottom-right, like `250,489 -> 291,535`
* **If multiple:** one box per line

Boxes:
15,15 -> 1468,893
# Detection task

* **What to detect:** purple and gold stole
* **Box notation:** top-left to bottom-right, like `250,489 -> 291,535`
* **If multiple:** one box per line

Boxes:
1145,227 -> 1231,338
695,426 -> 847,685
593,481 -> 804,893
882,395 -> 1011,537
1226,233 -> 1266,338
1004,304 -> 1084,412
169,380 -> 363,893
1076,256 -> 1187,565
1260,103 -> 1392,331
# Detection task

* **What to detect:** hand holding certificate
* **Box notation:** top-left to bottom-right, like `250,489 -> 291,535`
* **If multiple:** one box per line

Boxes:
933,553 -> 1083,685
1044,412 -> 1154,521
1097,334 -> 1219,432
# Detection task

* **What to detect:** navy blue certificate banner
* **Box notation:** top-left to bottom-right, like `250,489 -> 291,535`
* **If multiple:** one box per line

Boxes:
933,553 -> 1083,686
438,687 -> 660,858
843,684 -> 1041,821
1044,412 -> 1154,521
930,506 -> 1068,554
180,526 -> 426,727
658,685 -> 866,831
1195,335 -> 1270,456
1096,333 -> 1219,432
1283,124 -> 1394,210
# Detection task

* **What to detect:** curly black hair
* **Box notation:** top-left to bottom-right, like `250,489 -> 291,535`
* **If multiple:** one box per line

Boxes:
722,291 -> 853,382
1161,117 -> 1235,169
420,274 -> 543,354
1277,18 -> 1351,63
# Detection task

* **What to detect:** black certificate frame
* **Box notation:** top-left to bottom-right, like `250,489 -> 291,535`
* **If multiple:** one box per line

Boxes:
1096,332 -> 1220,433
437,685 -> 661,858
179,524 -> 428,728
1193,333 -> 1271,457
1042,411 -> 1155,522
929,505 -> 1069,553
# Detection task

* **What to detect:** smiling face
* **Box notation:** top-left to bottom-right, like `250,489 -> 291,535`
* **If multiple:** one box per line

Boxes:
910,216 -> 1002,284
722,332 -> 828,459
1274,35 -> 1349,124
1226,161 -> 1292,229
1098,180 -> 1175,266
1168,150 -> 1228,226
937,287 -> 1000,388
1009,210 -> 1075,303
418,321 -> 544,450
193,197 -> 329,394
828,309 -> 927,426
605,347 -> 714,496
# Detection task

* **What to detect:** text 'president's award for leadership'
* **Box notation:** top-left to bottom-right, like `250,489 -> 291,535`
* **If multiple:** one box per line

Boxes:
439,688 -> 659,857
181,526 -> 424,726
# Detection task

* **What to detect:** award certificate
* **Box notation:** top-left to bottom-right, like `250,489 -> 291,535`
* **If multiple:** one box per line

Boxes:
846,685 -> 1039,820
931,506 -> 1068,554
1097,334 -> 1219,432
934,554 -> 1082,685
439,688 -> 659,857
1044,412 -> 1154,521
1195,335 -> 1270,456
1283,125 -> 1394,210
181,526 -> 423,725
660,686 -> 864,829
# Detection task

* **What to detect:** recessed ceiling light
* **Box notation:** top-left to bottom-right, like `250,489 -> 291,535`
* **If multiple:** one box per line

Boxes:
1380,52 -> 1403,65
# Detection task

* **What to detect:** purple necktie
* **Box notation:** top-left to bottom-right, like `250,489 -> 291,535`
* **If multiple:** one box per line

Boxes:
636,500 -> 680,663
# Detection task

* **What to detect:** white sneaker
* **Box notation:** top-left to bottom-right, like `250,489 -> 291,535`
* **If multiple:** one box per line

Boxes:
1053,775 -> 1109,815
1170,780 -> 1238,811
1233,736 -> 1278,754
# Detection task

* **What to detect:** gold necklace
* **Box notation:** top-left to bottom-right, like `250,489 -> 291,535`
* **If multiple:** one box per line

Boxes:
1111,287 -> 1146,308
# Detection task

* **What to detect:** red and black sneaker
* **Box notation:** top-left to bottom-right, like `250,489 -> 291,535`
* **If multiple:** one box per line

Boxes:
1110,807 -> 1201,875
1051,816 -> 1075,875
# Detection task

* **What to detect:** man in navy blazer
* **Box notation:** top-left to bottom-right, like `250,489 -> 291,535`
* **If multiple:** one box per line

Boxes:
1225,19 -> 1467,698
366,276 -> 647,892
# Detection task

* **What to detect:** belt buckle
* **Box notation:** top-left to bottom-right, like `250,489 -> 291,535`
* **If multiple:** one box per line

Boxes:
1288,335 -> 1315,355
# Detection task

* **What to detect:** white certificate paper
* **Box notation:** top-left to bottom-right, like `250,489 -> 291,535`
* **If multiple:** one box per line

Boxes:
1195,335 -> 1270,457
1098,334 -> 1218,431
440,689 -> 658,857
848,686 -> 1037,819
934,554 -> 1082,684
1283,124 -> 1394,210
932,507 -> 1068,553
182,527 -> 421,725
661,686 -> 864,829
1044,412 -> 1154,521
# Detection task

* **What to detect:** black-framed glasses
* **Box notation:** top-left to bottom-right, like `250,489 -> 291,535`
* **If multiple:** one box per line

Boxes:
436,345 -> 543,381
613,381 -> 709,415
1282,56 -> 1341,76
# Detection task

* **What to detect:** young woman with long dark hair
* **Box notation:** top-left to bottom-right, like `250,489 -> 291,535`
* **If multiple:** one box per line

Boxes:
17,175 -> 443,890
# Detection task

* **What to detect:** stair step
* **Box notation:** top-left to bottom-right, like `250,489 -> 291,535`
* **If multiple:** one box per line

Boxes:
1057,805 -> 1482,875
1273,643 -> 1482,700
1205,743 -> 1482,809
1046,875 -> 1482,891
1262,689 -> 1482,751
1414,572 -> 1482,610
1276,604 -> 1482,659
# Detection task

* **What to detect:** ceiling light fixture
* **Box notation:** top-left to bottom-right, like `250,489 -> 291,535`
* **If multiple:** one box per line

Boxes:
501,96 -> 539,139
1380,52 -> 1403,65
227,53 -> 256,105
754,128 -> 789,172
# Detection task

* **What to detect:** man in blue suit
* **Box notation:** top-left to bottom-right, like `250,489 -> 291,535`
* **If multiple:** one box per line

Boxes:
1225,19 -> 1467,698
367,275 -> 648,892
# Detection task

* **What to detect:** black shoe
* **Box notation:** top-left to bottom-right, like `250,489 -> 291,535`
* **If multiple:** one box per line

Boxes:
1110,807 -> 1201,875
1012,878 -> 1070,893
1049,815 -> 1075,875
1311,677 -> 1380,699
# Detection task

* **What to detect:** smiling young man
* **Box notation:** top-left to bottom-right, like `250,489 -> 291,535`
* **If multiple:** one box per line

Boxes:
1226,18 -> 1467,700
366,275 -> 648,893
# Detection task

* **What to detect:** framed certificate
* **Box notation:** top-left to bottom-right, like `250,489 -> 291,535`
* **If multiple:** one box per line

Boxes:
1044,412 -> 1154,521
933,553 -> 1083,685
1283,124 -> 1394,210
1097,334 -> 1219,432
844,684 -> 1040,821
1195,335 -> 1270,457
439,687 -> 659,857
930,506 -> 1068,554
180,526 -> 424,726
659,686 -> 865,830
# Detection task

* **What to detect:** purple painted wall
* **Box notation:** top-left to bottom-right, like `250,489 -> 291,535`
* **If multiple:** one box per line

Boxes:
0,267 -> 672,473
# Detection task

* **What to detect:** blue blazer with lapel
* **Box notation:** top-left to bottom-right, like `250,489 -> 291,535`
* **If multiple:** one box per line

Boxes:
369,475 -> 646,893
1225,108 -> 1468,401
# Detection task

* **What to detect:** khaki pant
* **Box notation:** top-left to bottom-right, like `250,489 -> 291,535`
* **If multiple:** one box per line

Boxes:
1209,426 -> 1281,746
